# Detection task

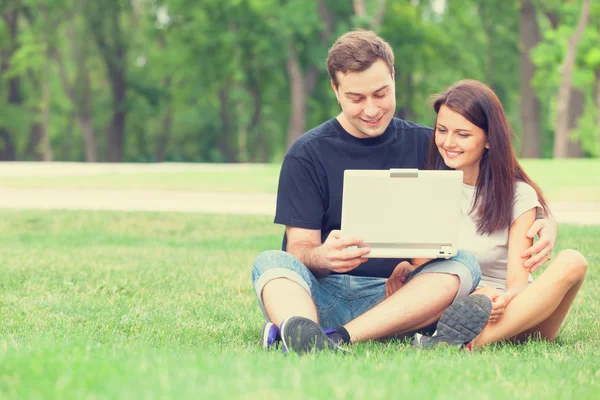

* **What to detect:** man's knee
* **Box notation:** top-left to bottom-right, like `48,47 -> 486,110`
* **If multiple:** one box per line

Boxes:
253,250 -> 300,276
252,250 -> 312,294
452,250 -> 482,289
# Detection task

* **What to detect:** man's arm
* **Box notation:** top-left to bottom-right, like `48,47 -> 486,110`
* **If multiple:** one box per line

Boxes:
521,211 -> 557,273
286,226 -> 370,277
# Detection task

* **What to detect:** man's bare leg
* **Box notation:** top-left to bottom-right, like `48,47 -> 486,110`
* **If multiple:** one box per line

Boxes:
344,273 -> 459,342
262,278 -> 318,327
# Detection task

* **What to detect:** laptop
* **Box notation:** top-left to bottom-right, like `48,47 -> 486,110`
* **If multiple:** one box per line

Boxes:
340,169 -> 463,259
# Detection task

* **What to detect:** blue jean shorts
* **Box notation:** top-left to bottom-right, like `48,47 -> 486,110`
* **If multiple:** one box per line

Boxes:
251,250 -> 481,329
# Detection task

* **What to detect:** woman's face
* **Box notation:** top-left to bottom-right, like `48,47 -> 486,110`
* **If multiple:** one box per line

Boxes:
435,105 -> 489,185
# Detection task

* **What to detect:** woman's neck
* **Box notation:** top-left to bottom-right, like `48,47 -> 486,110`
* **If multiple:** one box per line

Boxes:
461,166 -> 479,186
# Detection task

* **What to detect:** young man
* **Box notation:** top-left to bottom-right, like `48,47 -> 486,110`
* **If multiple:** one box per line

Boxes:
252,30 -> 557,353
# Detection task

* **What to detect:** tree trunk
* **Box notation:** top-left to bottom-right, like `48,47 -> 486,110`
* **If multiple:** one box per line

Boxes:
286,42 -> 307,149
218,86 -> 237,162
401,72 -> 415,122
554,0 -> 591,158
285,0 -> 334,149
106,65 -> 127,162
40,51 -> 53,161
353,0 -> 387,30
56,21 -> 98,161
88,2 -> 128,162
0,129 -> 16,160
0,8 -> 22,161
25,124 -> 43,161
62,113 -> 74,160
519,0 -> 542,157
595,68 -> 600,152
155,104 -> 173,162
246,76 -> 265,162
154,34 -> 172,163
566,88 -> 585,157
55,48 -> 98,162
478,1 -> 495,87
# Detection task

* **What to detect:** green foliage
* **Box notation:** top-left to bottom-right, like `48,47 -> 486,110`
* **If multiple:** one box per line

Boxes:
0,0 -> 598,161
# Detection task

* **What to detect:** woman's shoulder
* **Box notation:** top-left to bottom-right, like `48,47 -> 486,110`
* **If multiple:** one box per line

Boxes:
514,181 -> 537,197
512,180 -> 542,223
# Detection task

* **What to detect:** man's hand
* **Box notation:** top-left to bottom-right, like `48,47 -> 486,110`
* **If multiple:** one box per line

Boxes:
385,261 -> 415,298
521,217 -> 557,273
318,230 -> 370,274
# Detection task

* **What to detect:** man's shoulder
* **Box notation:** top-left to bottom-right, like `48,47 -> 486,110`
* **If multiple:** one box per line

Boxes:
390,118 -> 432,138
287,119 -> 338,157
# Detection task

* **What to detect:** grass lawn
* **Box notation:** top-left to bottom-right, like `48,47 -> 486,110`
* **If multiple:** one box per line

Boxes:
0,159 -> 598,202
1,210 -> 599,399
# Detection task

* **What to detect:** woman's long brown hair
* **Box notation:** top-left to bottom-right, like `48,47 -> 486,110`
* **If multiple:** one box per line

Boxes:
425,80 -> 549,235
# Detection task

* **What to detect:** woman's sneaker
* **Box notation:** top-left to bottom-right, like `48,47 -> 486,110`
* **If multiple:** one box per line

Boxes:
413,294 -> 492,349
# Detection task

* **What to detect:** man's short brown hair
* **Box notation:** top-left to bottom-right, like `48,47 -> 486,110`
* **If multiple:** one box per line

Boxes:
326,29 -> 395,88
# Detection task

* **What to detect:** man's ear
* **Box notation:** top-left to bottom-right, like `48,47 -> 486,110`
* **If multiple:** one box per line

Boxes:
391,68 -> 395,81
331,80 -> 340,103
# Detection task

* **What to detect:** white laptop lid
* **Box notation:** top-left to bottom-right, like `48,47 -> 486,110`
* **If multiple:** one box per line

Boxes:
340,169 -> 463,259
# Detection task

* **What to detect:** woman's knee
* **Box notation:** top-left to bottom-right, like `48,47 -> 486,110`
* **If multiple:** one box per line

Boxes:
554,249 -> 588,282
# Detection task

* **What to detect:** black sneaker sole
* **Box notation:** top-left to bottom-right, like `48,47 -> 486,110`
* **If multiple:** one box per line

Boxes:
414,294 -> 492,348
280,317 -> 337,354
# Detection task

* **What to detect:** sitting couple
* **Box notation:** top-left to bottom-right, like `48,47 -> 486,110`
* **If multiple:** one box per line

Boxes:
251,30 -> 587,353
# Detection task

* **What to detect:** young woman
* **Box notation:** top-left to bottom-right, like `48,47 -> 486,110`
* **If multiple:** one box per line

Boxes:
407,79 -> 588,349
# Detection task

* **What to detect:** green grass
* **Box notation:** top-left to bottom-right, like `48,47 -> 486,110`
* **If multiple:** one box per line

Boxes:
0,159 -> 598,202
0,165 -> 281,193
519,159 -> 600,202
1,210 -> 599,399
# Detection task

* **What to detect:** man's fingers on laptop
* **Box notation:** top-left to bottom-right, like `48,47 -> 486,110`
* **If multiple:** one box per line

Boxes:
331,247 -> 369,261
339,237 -> 363,248
331,258 -> 367,273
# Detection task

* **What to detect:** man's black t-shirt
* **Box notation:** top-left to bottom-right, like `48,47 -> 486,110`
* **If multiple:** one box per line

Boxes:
274,117 -> 432,278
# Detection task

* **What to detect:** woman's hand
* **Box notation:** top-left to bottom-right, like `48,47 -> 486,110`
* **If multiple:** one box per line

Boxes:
385,261 -> 415,298
474,286 -> 506,323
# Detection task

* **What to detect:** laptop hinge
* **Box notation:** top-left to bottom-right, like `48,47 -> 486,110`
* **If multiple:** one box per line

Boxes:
389,169 -> 418,178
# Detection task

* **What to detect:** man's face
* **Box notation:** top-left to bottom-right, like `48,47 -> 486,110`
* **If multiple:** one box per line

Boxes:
333,59 -> 396,139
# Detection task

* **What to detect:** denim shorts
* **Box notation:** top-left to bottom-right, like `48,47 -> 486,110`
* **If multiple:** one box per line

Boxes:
251,250 -> 481,329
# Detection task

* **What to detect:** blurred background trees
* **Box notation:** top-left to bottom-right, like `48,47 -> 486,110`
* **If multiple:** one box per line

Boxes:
0,0 -> 598,163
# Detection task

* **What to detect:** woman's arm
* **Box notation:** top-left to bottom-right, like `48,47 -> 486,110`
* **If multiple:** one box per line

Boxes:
504,208 -> 538,303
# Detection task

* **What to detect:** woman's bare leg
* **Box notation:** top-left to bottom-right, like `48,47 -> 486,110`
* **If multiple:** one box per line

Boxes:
472,249 -> 587,348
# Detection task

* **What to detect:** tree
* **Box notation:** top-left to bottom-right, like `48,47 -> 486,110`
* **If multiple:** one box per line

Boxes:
554,0 -> 591,158
520,0 -> 542,157
86,0 -> 130,162
0,1 -> 22,160
54,0 -> 97,161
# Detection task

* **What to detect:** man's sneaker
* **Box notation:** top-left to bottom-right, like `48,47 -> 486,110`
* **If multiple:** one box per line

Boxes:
261,322 -> 280,349
279,317 -> 345,354
413,294 -> 492,349
323,328 -> 345,345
